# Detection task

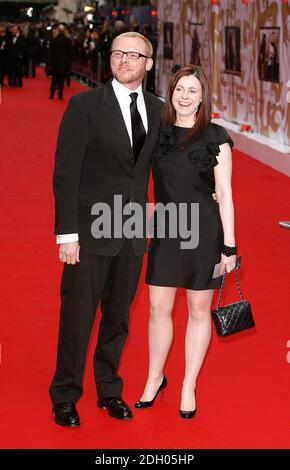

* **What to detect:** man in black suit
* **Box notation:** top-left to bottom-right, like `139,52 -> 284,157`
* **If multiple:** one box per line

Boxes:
48,24 -> 72,100
50,32 -> 162,426
7,25 -> 25,87
0,24 -> 8,86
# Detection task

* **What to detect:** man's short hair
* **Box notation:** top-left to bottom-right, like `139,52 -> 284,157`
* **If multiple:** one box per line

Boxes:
112,32 -> 153,58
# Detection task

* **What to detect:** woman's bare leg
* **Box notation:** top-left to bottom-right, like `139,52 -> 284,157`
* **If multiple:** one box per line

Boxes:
138,285 -> 176,401
180,289 -> 214,411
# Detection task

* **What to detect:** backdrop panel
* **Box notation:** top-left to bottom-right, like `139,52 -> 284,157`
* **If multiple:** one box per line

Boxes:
156,0 -> 290,146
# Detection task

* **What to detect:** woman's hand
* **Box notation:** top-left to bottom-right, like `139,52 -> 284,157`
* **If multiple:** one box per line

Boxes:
220,254 -> 236,275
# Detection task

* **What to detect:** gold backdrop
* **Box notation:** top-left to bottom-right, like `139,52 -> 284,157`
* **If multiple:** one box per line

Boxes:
156,0 -> 290,146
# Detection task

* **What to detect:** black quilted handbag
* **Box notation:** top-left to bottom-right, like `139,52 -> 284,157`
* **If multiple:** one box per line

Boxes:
212,268 -> 255,337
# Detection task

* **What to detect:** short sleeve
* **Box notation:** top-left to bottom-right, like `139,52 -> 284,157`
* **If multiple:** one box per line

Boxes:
212,124 -> 234,149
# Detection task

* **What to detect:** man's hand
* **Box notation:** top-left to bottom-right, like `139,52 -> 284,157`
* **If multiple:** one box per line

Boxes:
59,241 -> 80,265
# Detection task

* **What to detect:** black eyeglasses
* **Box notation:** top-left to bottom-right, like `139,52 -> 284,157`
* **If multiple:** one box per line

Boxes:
110,50 -> 149,60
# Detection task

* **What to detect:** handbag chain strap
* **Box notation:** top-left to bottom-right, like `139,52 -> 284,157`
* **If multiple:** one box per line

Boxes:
216,268 -> 244,309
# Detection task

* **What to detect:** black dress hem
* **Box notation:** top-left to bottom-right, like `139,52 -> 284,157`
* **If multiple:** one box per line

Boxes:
145,278 -> 222,291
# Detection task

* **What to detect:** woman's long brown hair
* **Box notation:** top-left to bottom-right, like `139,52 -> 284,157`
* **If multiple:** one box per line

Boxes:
161,65 -> 212,141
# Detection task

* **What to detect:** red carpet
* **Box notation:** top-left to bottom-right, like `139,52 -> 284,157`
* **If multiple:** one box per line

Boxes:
0,68 -> 289,449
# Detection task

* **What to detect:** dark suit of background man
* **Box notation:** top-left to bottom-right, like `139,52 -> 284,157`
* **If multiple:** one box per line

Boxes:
0,25 -> 8,86
48,24 -> 72,100
50,32 -> 162,426
7,25 -> 25,87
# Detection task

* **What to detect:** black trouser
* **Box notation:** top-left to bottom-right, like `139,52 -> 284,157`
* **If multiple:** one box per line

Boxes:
50,73 -> 65,98
49,238 -> 143,405
66,72 -> 71,87
0,57 -> 7,85
8,58 -> 23,86
24,55 -> 36,77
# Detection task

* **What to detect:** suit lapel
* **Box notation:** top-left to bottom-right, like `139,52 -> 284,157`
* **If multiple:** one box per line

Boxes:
101,81 -> 132,154
135,92 -> 159,165
100,82 -> 160,166
144,92 -> 155,142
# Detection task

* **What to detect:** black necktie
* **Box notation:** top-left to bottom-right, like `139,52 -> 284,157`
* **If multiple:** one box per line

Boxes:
129,92 -> 146,165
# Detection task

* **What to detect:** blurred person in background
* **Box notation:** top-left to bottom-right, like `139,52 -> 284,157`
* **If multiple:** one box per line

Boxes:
0,24 -> 8,86
7,25 -> 25,87
24,26 -> 40,78
48,24 -> 72,100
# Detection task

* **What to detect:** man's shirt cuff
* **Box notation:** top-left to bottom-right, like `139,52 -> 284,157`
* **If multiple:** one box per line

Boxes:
56,234 -> 79,244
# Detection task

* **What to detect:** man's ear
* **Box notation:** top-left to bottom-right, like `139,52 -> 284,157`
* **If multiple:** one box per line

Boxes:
145,58 -> 153,72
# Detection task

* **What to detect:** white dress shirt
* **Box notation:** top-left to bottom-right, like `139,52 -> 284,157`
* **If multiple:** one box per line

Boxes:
56,79 -> 147,244
12,34 -> 19,45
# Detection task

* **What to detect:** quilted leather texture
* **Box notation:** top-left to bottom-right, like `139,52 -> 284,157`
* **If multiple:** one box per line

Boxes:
212,300 -> 255,337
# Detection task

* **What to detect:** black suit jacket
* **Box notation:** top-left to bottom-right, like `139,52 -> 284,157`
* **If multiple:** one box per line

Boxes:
49,33 -> 73,75
7,34 -> 26,59
53,80 -> 162,256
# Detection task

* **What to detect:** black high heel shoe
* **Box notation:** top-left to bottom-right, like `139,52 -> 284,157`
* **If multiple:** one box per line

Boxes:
179,409 -> 196,419
135,376 -> 167,408
179,390 -> 197,419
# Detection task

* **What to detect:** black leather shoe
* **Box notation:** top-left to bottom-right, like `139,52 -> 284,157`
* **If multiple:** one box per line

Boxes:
52,402 -> 80,427
179,409 -> 196,419
97,397 -> 133,420
135,376 -> 167,408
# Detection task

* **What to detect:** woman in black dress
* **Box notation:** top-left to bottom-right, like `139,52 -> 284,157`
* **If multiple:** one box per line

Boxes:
135,65 -> 237,418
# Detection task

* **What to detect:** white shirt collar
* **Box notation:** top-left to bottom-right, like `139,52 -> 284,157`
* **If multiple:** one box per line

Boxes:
111,78 -> 144,104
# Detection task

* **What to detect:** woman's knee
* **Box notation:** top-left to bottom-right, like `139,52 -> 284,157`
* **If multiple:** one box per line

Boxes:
188,304 -> 210,321
149,300 -> 173,320
187,291 -> 213,321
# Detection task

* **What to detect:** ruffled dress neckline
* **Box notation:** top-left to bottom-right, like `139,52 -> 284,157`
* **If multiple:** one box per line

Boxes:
154,124 -> 220,170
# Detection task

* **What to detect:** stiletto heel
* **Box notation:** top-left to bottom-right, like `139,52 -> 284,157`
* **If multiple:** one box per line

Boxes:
135,376 -> 167,409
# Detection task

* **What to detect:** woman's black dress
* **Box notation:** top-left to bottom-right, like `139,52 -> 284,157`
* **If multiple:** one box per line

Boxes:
146,123 -> 233,291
